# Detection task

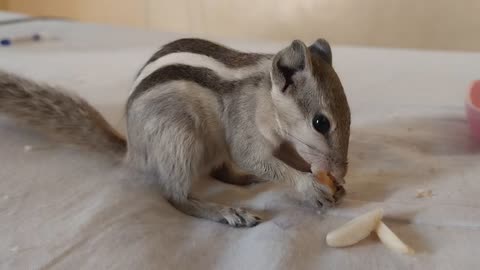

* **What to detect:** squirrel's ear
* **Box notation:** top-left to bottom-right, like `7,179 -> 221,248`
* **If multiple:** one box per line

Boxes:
308,38 -> 332,65
272,40 -> 311,93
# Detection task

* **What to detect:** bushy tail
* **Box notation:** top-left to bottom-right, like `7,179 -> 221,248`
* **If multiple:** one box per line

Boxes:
0,70 -> 127,155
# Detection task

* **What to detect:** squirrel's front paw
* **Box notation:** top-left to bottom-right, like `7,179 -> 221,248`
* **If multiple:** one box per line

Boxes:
301,177 -> 336,211
333,185 -> 346,202
308,188 -> 335,210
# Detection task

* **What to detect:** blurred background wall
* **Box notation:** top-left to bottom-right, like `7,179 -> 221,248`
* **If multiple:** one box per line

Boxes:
1,0 -> 479,52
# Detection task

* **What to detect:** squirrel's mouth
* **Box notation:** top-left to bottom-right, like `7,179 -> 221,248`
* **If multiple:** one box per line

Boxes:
273,140 -> 345,187
326,172 -> 346,200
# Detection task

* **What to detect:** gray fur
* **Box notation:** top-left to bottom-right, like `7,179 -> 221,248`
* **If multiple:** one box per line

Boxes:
0,38 -> 351,227
0,70 -> 126,155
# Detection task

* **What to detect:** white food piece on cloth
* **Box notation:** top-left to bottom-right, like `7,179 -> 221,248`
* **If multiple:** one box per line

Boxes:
376,222 -> 415,255
326,208 -> 384,247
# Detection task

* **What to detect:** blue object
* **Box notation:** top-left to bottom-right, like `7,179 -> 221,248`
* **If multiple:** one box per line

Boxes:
0,39 -> 11,46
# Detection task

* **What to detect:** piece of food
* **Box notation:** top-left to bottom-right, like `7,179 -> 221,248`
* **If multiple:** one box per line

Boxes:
376,222 -> 415,255
326,208 -> 384,247
415,189 -> 433,198
315,172 -> 337,193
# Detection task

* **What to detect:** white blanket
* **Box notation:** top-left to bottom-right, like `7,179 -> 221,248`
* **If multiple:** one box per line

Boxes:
1,12 -> 480,270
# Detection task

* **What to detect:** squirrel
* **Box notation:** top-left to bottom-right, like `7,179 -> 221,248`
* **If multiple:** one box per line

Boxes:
0,38 -> 351,227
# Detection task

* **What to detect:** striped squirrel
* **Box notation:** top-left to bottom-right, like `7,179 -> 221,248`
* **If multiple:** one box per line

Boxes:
0,38 -> 351,227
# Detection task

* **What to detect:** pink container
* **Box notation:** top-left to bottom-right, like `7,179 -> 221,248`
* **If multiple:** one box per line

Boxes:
466,80 -> 480,141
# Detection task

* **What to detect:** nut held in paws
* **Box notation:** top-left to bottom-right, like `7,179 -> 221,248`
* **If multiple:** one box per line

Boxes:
315,172 -> 337,193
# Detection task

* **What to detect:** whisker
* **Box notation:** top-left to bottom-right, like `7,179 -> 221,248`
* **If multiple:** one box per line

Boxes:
296,149 -> 327,160
284,131 -> 328,159
284,132 -> 317,150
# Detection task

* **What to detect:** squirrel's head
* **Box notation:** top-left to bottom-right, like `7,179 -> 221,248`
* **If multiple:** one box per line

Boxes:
270,39 -> 351,184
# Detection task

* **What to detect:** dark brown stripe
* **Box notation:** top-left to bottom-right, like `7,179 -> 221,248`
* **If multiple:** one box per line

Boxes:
140,38 -> 269,72
128,65 -> 263,108
273,141 -> 311,173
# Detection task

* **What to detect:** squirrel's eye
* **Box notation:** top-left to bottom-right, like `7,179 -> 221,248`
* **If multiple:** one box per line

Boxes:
312,114 -> 330,135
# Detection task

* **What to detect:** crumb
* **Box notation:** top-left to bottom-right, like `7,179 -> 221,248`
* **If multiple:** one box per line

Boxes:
416,189 -> 433,198
9,246 -> 18,252
23,145 -> 54,152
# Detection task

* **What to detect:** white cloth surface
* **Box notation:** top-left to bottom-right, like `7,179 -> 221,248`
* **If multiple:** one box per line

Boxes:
1,12 -> 480,270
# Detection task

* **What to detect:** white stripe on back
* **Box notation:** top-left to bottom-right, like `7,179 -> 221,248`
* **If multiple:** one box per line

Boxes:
131,52 -> 270,93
